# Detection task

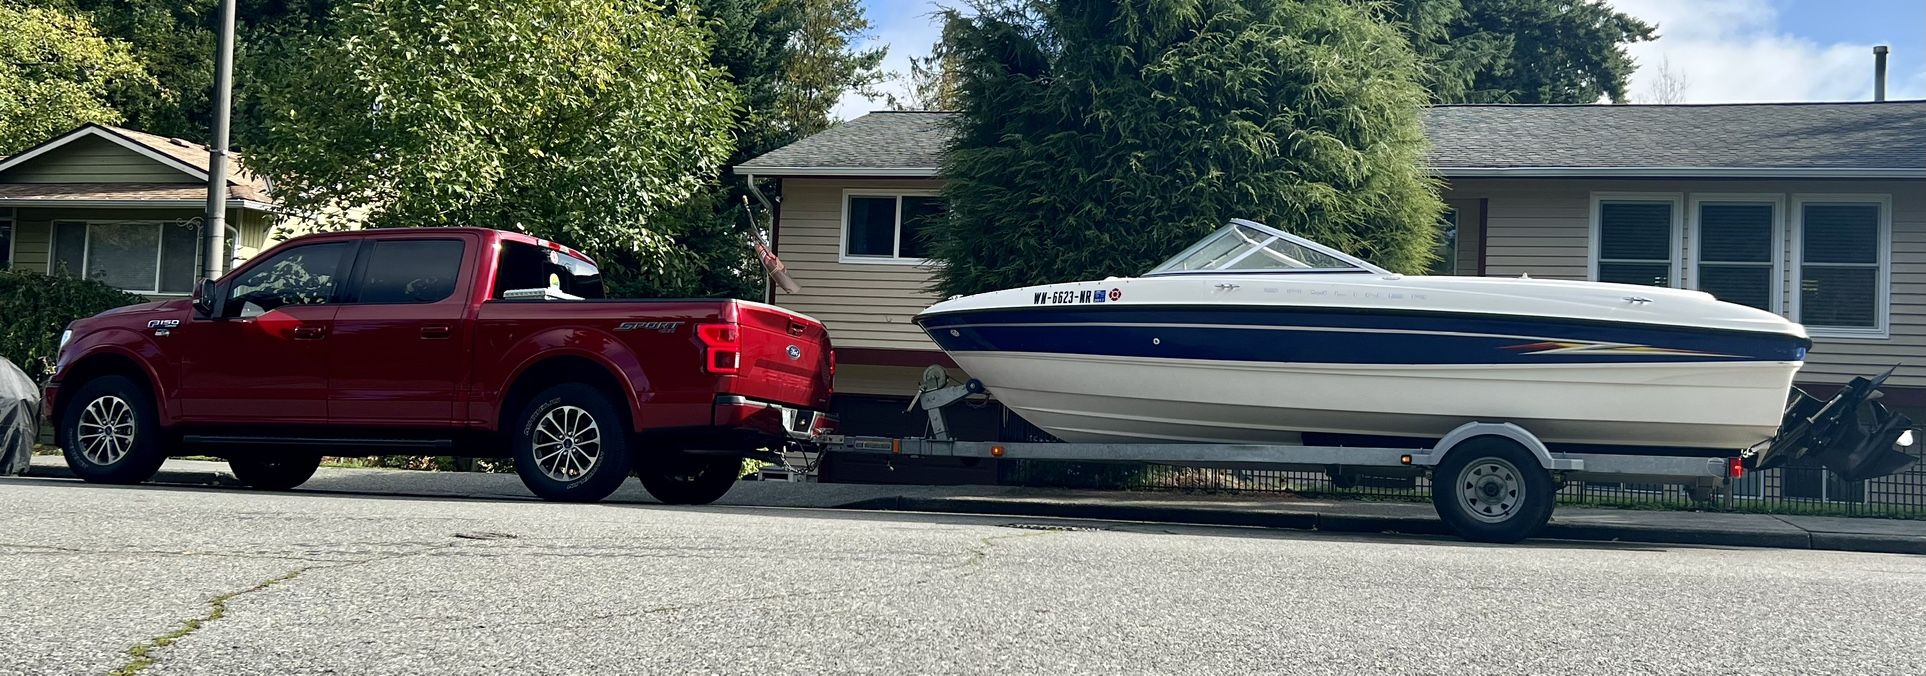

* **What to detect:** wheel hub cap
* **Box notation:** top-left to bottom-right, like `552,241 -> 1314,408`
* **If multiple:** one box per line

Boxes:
533,405 -> 601,482
77,395 -> 135,466
1457,458 -> 1526,524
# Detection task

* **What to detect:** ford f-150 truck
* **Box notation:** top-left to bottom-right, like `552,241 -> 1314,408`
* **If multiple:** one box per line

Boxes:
44,227 -> 834,504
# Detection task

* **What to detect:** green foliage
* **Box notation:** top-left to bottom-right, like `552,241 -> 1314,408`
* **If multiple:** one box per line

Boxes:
1386,0 -> 1656,103
930,0 -> 1447,297
15,0 -> 334,143
247,0 -> 738,267
0,270 -> 144,380
0,3 -> 152,154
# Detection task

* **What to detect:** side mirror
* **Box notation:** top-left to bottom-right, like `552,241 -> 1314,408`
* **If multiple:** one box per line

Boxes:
192,279 -> 218,319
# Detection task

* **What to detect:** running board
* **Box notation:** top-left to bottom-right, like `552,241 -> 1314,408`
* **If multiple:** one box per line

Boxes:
182,435 -> 456,451
1753,367 -> 1917,481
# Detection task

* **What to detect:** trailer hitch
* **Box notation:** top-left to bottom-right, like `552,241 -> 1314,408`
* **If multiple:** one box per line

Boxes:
1753,367 -> 1918,482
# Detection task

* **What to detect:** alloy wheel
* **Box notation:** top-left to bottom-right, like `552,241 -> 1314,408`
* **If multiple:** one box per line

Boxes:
532,405 -> 602,482
77,395 -> 136,466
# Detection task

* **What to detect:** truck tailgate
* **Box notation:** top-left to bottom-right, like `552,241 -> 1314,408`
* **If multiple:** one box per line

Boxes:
733,302 -> 833,410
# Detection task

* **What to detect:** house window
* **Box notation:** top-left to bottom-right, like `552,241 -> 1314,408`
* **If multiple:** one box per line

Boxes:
0,213 -> 12,269
1794,197 -> 1888,335
1691,198 -> 1779,311
842,192 -> 944,263
1592,196 -> 1679,287
1428,209 -> 1458,276
49,221 -> 202,294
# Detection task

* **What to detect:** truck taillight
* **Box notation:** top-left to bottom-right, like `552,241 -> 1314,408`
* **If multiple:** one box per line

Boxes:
698,323 -> 740,374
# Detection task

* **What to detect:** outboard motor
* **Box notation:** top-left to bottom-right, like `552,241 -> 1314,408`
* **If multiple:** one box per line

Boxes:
1753,368 -> 1918,482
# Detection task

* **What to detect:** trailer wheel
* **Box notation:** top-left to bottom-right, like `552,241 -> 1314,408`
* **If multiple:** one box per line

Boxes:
1432,438 -> 1555,543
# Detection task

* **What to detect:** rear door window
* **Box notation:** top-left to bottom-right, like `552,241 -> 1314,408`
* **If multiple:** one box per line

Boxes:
353,239 -> 465,304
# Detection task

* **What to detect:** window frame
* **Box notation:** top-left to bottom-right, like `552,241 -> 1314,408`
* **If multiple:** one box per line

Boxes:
1686,193 -> 1785,313
1588,192 -> 1684,289
1791,193 -> 1891,339
0,208 -> 14,269
48,220 -> 204,296
838,189 -> 942,266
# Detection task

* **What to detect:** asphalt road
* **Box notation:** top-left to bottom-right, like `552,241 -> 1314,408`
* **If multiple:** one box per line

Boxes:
4,477 -> 1925,675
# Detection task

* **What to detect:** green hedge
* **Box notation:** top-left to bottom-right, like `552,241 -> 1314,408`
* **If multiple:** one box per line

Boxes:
0,270 -> 145,380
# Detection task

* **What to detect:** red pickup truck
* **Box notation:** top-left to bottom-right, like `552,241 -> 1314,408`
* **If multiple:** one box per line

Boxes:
44,227 -> 834,504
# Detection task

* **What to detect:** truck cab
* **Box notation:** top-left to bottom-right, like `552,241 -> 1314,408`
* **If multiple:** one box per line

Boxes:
45,228 -> 835,504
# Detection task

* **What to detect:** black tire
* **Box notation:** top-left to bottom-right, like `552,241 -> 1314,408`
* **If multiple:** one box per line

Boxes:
638,456 -> 742,505
229,453 -> 322,490
59,375 -> 168,485
511,383 -> 633,502
1431,438 -> 1556,543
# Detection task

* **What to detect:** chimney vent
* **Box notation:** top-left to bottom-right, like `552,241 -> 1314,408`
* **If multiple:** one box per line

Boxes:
1874,45 -> 1889,102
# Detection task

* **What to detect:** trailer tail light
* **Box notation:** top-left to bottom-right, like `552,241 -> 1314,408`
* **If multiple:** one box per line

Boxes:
697,323 -> 740,374
1727,457 -> 1745,479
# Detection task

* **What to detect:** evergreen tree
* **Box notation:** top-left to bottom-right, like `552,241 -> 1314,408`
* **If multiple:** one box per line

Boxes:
1388,0 -> 1655,104
931,0 -> 1446,296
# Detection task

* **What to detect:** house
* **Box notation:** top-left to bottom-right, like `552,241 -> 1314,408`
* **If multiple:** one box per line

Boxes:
0,124 -> 281,297
736,101 -> 1926,451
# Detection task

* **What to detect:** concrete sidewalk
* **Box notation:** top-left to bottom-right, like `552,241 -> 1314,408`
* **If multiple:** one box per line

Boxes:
22,454 -> 1926,554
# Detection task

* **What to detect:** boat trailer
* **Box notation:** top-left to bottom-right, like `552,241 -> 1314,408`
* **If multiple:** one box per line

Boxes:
820,366 -> 1918,544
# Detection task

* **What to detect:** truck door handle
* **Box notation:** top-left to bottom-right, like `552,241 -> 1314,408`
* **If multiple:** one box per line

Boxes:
420,325 -> 452,339
293,326 -> 326,340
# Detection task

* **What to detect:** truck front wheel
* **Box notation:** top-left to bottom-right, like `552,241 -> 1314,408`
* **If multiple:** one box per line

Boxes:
638,456 -> 741,505
60,375 -> 168,485
511,384 -> 633,503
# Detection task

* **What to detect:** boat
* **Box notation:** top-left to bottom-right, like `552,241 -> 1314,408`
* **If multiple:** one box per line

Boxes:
915,219 -> 1909,476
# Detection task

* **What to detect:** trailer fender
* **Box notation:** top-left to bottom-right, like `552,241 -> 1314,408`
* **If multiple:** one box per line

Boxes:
1423,422 -> 1580,472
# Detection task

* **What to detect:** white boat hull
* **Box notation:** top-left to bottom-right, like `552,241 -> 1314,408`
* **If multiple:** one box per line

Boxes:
955,351 -> 1800,450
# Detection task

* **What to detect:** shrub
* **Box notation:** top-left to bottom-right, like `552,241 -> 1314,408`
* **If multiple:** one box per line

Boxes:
0,270 -> 144,380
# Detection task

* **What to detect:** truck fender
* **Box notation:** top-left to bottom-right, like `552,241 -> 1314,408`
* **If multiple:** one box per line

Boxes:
56,328 -> 178,426
488,328 -> 653,431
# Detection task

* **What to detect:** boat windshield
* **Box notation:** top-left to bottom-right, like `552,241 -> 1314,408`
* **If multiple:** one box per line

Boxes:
1145,219 -> 1389,276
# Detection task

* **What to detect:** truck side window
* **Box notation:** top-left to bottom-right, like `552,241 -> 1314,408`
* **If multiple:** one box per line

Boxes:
223,242 -> 350,318
355,239 -> 464,304
494,242 -> 605,299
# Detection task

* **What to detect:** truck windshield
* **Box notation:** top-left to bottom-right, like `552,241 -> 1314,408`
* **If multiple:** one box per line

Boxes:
495,241 -> 605,299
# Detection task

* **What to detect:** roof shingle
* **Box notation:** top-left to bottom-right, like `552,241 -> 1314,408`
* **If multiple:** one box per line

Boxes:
736,101 -> 1926,176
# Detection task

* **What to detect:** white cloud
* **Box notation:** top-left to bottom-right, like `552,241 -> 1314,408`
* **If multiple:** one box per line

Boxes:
832,1 -> 950,120
1610,0 -> 1917,103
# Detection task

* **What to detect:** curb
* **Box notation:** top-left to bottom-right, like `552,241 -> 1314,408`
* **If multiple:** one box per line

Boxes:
25,462 -> 243,487
866,496 -> 1926,555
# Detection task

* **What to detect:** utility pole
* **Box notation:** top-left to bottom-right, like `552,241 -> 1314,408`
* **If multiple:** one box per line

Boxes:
202,0 -> 236,281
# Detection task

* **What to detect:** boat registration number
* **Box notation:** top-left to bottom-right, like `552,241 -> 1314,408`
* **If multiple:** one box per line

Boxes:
1033,288 -> 1122,305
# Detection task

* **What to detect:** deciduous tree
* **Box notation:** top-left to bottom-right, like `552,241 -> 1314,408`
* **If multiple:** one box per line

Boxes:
0,4 -> 151,153
247,0 -> 737,270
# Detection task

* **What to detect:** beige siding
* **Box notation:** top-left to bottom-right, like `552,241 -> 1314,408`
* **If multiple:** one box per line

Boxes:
9,220 -> 50,271
774,178 -> 945,352
1447,178 -> 1926,389
0,136 -> 199,183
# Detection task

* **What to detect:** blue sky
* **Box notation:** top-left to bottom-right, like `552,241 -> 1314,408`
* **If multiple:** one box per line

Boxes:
839,0 -> 1926,117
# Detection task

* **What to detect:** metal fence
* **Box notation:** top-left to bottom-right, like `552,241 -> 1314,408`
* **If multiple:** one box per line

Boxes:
997,433 -> 1926,519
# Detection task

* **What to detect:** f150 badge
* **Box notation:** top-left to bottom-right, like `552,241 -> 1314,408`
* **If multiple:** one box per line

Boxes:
615,321 -> 682,333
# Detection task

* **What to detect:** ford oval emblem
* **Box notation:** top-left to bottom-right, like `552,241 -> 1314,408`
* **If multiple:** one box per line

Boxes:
786,344 -> 802,360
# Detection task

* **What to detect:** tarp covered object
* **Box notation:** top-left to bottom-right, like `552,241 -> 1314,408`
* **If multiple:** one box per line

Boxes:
0,358 -> 40,475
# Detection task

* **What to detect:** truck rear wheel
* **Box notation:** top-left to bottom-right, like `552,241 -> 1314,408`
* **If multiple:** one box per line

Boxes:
60,375 -> 168,485
511,383 -> 633,503
638,456 -> 741,505
229,453 -> 322,490
1431,438 -> 1556,543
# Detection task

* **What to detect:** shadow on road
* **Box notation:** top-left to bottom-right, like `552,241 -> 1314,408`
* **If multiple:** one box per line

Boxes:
2,474 -> 1682,553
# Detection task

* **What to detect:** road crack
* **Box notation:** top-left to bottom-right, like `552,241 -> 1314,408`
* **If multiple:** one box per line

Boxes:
111,569 -> 306,676
107,540 -> 464,675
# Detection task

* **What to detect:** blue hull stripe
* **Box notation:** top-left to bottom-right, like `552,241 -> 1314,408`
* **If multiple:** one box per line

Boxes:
917,306 -> 1806,365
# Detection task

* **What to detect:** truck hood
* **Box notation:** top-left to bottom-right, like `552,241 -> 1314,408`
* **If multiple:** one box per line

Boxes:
73,299 -> 190,332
